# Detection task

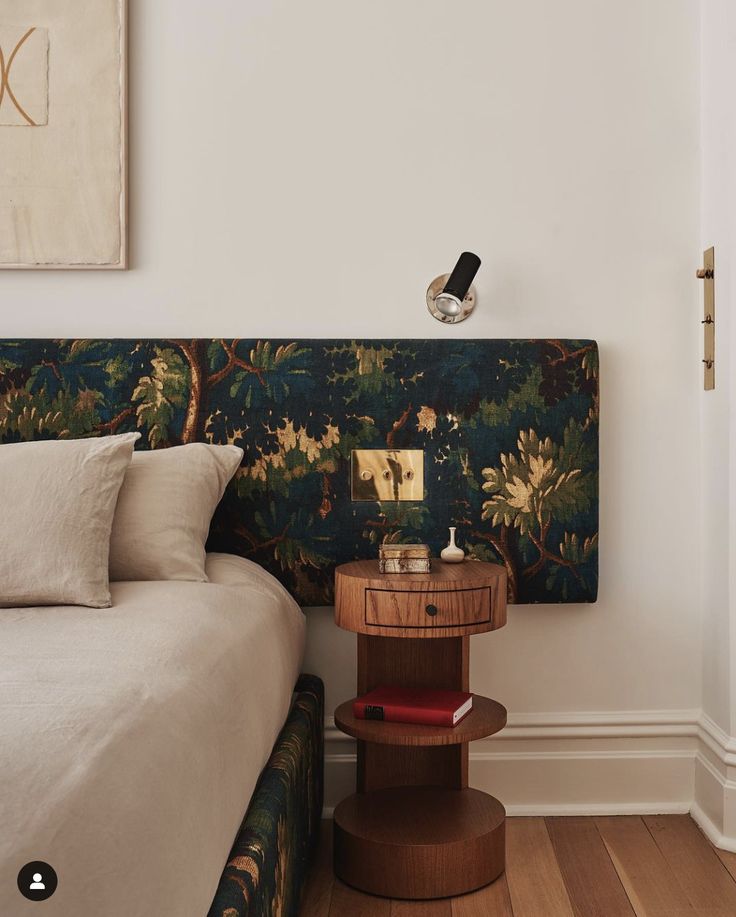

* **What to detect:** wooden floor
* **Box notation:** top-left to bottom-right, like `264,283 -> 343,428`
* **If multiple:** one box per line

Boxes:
300,816 -> 736,916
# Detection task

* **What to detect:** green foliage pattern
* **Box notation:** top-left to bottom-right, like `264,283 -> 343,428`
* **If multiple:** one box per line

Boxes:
0,339 -> 599,604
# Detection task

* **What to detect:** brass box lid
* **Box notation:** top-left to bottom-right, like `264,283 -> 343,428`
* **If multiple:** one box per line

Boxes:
379,543 -> 430,559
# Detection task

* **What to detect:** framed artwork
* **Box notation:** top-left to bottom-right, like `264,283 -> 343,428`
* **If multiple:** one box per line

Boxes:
0,0 -> 127,269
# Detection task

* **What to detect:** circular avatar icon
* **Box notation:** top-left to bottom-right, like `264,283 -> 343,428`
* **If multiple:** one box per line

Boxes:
17,861 -> 58,901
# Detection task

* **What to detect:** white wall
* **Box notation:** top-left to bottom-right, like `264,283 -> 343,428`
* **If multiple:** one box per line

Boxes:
2,1 -> 705,813
701,0 -> 736,736
694,0 -> 736,847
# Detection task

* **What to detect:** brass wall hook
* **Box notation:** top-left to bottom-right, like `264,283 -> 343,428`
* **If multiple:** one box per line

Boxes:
697,247 -> 715,390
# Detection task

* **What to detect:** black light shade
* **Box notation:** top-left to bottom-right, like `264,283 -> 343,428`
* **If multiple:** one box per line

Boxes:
442,252 -> 481,301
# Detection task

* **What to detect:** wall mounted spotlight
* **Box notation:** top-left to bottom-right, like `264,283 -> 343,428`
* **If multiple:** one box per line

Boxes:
427,252 -> 481,324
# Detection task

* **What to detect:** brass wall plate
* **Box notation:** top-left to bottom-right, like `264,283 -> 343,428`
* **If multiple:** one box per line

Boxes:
351,449 -> 424,501
699,246 -> 715,391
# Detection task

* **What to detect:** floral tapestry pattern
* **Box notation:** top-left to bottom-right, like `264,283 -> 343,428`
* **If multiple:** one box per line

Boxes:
0,339 -> 599,604
207,673 -> 324,917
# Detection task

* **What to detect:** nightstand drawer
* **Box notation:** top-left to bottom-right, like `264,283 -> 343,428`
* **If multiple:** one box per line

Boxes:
365,587 -> 491,629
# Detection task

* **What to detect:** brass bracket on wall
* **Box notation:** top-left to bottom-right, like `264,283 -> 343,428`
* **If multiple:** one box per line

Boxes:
697,247 -> 715,391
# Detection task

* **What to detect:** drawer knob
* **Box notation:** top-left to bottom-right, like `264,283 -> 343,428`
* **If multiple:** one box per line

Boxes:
425,603 -> 438,617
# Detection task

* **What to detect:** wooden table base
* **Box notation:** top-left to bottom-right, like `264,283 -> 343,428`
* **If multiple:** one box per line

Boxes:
333,786 -> 506,899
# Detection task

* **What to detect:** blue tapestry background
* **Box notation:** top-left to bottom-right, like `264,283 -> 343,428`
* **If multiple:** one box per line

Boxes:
0,339 -> 599,605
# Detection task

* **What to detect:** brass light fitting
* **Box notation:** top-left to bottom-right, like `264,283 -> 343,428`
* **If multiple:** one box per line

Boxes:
427,252 -> 481,324
697,247 -> 715,391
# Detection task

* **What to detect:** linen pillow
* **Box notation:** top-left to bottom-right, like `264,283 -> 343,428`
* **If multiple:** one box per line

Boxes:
109,443 -> 243,582
0,433 -> 140,608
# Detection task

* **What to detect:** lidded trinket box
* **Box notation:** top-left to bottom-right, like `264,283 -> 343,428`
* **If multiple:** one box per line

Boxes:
378,543 -> 431,574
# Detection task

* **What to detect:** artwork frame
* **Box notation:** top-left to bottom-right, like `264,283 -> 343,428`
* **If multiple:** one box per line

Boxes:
0,0 -> 128,270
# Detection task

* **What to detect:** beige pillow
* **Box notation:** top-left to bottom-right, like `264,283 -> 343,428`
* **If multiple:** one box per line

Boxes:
0,433 -> 140,608
109,443 -> 243,582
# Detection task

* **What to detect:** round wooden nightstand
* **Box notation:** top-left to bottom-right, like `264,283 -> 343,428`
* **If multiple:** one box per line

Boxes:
332,559 -> 508,900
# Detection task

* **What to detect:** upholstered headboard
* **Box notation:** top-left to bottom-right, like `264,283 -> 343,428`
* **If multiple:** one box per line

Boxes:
0,339 -> 599,605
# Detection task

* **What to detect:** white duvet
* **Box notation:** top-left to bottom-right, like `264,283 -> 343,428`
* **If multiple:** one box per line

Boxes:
0,554 -> 305,917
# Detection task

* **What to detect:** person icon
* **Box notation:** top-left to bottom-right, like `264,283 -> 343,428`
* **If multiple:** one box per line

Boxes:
18,861 -> 57,900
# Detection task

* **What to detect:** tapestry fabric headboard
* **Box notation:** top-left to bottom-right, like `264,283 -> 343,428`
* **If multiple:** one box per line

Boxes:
0,339 -> 599,605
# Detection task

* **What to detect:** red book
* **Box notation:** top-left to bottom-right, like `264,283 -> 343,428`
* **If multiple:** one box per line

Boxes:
353,686 -> 473,728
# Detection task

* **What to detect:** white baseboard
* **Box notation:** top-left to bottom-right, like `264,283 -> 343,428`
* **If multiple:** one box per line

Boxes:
690,800 -> 736,851
690,718 -> 736,851
323,708 -> 736,849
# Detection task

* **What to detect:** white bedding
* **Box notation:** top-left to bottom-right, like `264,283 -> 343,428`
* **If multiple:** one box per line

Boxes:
0,553 -> 305,917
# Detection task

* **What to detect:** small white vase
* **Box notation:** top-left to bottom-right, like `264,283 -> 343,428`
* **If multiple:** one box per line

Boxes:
441,526 -> 465,563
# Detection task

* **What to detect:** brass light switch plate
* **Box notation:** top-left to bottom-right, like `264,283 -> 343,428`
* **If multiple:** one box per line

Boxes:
351,449 -> 424,501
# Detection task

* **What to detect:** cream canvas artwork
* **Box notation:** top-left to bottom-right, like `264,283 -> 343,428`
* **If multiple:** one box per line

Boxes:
0,26 -> 49,126
0,1 -> 126,268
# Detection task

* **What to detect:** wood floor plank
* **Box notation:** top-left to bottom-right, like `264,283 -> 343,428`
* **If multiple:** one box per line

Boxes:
451,875 -> 514,917
546,816 -> 635,917
329,880 -> 391,917
595,816 -> 694,917
643,815 -> 736,914
505,817 -> 575,917
301,820 -> 334,917
715,847 -> 736,883
308,815 -> 736,916
392,899 -> 452,916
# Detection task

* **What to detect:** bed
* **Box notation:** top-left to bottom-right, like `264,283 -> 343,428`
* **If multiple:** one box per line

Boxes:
0,554 -> 323,917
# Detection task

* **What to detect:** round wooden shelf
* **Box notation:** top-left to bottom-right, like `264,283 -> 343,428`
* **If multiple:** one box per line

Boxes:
334,695 -> 507,746
334,786 -> 506,899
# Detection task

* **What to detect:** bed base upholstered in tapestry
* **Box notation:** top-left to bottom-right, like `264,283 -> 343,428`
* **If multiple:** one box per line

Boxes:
0,339 -> 599,604
208,674 -> 324,917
